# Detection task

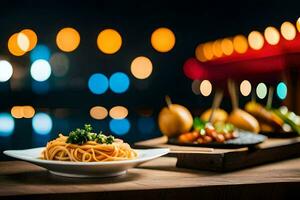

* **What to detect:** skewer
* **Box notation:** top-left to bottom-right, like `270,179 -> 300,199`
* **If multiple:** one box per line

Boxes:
266,86 -> 274,109
208,89 -> 224,123
227,79 -> 239,110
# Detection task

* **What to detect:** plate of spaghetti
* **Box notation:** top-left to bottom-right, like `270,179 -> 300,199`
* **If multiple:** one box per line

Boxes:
4,124 -> 169,178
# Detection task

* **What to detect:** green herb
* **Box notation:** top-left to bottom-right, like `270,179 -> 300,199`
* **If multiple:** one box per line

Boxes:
193,117 -> 206,131
66,124 -> 115,144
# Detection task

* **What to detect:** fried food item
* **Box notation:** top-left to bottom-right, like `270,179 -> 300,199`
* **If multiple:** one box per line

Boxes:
200,108 -> 228,124
227,109 -> 260,133
245,101 -> 283,130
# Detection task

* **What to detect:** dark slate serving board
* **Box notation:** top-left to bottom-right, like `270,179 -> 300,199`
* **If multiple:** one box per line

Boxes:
135,136 -> 300,172
168,131 -> 267,148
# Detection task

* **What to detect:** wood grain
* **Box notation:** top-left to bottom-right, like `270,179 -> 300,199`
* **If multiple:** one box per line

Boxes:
135,136 -> 300,171
1,158 -> 300,200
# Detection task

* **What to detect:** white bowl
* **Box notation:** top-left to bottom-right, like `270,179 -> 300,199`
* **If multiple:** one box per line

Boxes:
4,147 -> 169,178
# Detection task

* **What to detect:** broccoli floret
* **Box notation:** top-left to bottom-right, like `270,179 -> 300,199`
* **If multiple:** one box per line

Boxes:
66,124 -> 115,144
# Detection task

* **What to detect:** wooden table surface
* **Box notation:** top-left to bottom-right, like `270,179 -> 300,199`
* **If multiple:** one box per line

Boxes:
1,157 -> 300,200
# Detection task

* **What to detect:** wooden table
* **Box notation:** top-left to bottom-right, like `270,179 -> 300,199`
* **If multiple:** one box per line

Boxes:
1,157 -> 300,200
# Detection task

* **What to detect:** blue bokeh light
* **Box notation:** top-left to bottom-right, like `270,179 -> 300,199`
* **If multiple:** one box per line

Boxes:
277,82 -> 287,100
109,72 -> 130,93
109,118 -> 130,136
32,113 -> 53,135
30,44 -> 51,62
137,117 -> 155,134
32,80 -> 50,94
88,73 -> 109,95
0,113 -> 15,137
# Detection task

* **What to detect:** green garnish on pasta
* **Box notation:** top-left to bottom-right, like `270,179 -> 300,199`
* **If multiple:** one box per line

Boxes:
66,124 -> 115,145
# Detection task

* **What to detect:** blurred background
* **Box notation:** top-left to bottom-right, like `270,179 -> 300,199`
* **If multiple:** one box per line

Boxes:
1,0 -> 300,159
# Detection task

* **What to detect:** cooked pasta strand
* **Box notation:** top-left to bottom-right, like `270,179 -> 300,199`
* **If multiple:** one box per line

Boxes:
41,134 -> 137,162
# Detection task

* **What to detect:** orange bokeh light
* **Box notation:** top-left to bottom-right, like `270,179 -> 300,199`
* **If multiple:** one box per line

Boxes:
90,106 -> 108,120
8,33 -> 26,56
21,29 -> 37,51
203,42 -> 214,60
151,27 -> 176,53
130,56 -> 153,79
56,27 -> 80,52
212,39 -> 223,57
97,29 -> 122,54
109,106 -> 128,119
221,38 -> 234,56
233,35 -> 248,54
195,44 -> 207,62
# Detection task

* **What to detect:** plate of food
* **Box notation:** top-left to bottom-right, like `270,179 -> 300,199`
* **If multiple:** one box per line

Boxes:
4,124 -> 169,178
168,118 -> 267,148
158,91 -> 267,149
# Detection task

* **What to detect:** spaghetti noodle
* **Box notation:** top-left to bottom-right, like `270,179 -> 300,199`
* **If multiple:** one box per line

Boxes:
41,134 -> 137,162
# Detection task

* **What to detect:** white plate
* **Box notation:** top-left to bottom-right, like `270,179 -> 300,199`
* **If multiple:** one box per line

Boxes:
4,147 -> 169,178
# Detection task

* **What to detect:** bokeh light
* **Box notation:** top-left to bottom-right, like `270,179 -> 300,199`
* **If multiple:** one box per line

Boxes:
32,80 -> 50,94
191,80 -> 201,95
17,32 -> 30,52
90,106 -> 108,120
276,82 -> 287,100
109,118 -> 130,136
56,27 -> 80,52
30,44 -> 51,62
30,59 -> 51,81
11,64 -> 27,81
212,39 -> 223,57
256,82 -> 267,99
88,73 -> 109,95
195,44 -> 207,62
0,113 -> 15,137
97,29 -> 122,54
109,72 -> 130,93
280,21 -> 296,40
130,56 -> 153,79
32,113 -> 53,135
297,17 -> 300,32
221,38 -> 234,56
11,106 -> 35,119
0,60 -> 13,82
23,106 -> 35,118
200,80 -> 212,96
264,26 -> 280,45
183,58 -> 206,80
203,42 -> 214,60
151,27 -> 175,53
240,80 -> 252,96
11,106 -> 23,119
20,29 -> 38,51
233,35 -> 248,54
109,106 -> 128,119
50,52 -> 70,77
8,33 -> 26,56
248,31 -> 264,50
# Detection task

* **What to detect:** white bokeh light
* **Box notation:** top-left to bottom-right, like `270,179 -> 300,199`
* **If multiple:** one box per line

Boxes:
0,60 -> 13,82
17,32 -> 30,52
30,59 -> 51,81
